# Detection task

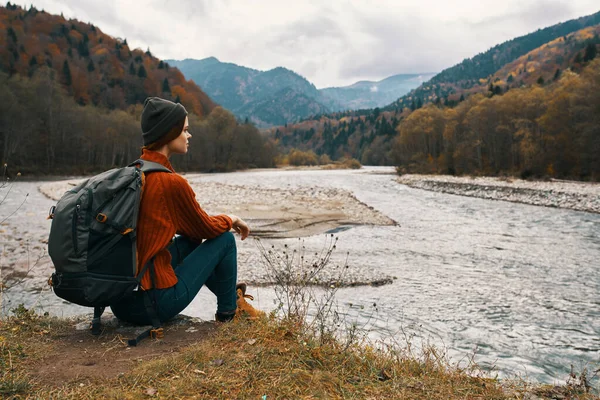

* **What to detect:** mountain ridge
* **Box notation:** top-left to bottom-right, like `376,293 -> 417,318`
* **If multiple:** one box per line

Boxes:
167,57 -> 429,126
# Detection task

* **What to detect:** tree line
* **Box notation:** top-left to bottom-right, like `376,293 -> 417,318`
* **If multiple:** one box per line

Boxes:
392,59 -> 600,180
0,67 -> 275,176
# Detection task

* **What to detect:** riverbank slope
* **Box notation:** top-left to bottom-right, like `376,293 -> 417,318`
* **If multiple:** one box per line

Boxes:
1,308 -> 595,399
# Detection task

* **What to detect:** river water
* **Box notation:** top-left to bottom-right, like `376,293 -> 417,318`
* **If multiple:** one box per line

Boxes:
1,167 -> 599,385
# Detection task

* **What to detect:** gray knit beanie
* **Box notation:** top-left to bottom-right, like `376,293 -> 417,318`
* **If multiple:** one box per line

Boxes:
141,97 -> 188,146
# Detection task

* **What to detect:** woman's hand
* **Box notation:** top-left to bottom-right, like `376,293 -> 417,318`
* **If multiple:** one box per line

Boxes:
229,215 -> 250,240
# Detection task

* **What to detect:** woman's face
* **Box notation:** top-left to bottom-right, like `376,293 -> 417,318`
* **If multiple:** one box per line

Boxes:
168,117 -> 191,154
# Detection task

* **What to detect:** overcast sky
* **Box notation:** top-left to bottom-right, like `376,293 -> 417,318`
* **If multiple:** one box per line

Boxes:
27,0 -> 600,88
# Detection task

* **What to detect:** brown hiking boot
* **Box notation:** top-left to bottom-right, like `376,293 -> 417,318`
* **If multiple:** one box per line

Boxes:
234,282 -> 265,320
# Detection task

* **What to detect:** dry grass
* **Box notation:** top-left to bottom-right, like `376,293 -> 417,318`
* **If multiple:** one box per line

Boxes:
2,308 -> 597,399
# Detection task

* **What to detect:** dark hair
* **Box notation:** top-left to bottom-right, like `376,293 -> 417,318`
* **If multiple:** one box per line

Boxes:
143,117 -> 186,151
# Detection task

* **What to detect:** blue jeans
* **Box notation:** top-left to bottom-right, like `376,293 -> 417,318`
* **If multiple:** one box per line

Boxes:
110,232 -> 238,325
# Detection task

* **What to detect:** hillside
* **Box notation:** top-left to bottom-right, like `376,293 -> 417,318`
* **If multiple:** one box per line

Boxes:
0,4 -> 274,175
269,23 -> 600,181
386,10 -> 600,110
0,4 -> 215,116
321,73 -> 435,110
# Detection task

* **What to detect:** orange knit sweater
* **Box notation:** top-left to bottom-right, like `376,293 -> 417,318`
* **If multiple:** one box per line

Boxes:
136,149 -> 233,289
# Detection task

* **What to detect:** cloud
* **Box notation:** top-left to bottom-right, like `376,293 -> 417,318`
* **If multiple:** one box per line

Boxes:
28,0 -> 600,88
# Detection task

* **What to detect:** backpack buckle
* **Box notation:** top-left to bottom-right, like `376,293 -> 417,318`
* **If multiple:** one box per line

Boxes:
150,328 -> 163,339
47,205 -> 56,220
96,213 -> 108,223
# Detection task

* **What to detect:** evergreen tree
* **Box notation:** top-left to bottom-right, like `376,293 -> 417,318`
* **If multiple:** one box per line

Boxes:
129,62 -> 136,75
553,68 -> 561,81
87,59 -> 95,72
62,60 -> 72,86
137,65 -> 147,78
158,60 -> 164,69
7,27 -> 17,42
162,77 -> 170,93
459,94 -> 465,102
574,52 -> 583,63
507,74 -> 514,83
537,76 -> 544,85
174,94 -> 181,103
583,43 -> 597,62
29,55 -> 37,67
77,40 -> 89,57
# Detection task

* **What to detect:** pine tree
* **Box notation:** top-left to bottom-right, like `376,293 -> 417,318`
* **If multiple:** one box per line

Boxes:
507,74 -> 514,83
7,27 -> 17,42
162,78 -> 170,93
62,60 -> 72,86
138,65 -> 147,78
174,94 -> 181,103
158,60 -> 164,69
583,43 -> 597,62
553,68 -> 561,81
574,52 -> 583,63
77,40 -> 89,57
537,76 -> 544,85
87,59 -> 95,72
129,62 -> 136,75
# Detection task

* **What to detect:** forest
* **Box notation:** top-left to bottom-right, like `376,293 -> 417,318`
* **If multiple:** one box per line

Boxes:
393,59 -> 600,180
0,67 -> 275,176
0,5 -> 274,175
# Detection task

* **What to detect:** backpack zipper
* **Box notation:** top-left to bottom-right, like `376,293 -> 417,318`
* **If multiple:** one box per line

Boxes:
85,188 -> 94,225
72,203 -> 81,254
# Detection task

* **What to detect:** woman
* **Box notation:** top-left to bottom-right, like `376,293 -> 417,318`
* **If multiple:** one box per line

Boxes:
110,97 -> 261,324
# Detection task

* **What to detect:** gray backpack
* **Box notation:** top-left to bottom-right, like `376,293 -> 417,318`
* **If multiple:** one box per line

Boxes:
48,159 -> 170,344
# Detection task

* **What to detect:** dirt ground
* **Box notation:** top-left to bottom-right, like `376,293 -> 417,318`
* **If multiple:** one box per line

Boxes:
26,315 -> 215,387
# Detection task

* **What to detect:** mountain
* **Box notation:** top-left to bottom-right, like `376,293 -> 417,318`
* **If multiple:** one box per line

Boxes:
321,73 -> 435,110
167,57 -> 431,126
386,9 -> 600,110
0,4 -> 215,116
236,87 -> 330,127
268,21 -> 600,172
167,58 -> 331,126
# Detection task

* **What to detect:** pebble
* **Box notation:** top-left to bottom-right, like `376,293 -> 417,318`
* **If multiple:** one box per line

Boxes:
397,175 -> 600,213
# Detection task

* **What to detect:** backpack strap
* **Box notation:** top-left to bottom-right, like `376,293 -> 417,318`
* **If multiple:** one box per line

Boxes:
127,259 -> 163,347
129,159 -> 172,174
90,306 -> 105,335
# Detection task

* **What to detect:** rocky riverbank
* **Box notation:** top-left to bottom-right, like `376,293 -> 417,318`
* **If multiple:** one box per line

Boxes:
397,174 -> 600,213
0,176 -> 396,294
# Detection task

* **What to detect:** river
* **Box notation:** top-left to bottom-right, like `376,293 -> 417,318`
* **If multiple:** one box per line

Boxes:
1,167 -> 598,385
